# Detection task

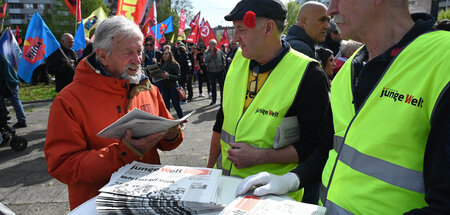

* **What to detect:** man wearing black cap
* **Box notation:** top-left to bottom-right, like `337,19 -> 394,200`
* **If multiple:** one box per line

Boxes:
285,1 -> 330,59
207,0 -> 332,202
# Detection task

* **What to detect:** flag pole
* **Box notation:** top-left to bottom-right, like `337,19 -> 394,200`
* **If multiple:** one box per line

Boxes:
75,0 -> 78,33
1,17 -> 4,32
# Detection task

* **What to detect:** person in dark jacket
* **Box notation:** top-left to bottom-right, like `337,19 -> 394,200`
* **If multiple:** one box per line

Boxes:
285,2 -> 330,59
47,33 -> 78,92
0,55 -> 26,128
319,19 -> 341,56
284,1 -> 331,204
176,46 -> 194,101
159,49 -> 184,118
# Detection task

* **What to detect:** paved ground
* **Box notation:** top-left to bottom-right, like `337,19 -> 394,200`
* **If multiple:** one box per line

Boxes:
0,86 -> 219,215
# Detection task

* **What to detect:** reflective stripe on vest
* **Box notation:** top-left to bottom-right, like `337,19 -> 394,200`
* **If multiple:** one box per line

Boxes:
220,49 -> 314,200
321,31 -> 450,214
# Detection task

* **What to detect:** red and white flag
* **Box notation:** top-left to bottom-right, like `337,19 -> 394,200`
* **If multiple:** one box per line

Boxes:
219,27 -> 230,49
186,16 -> 200,43
200,20 -> 219,48
142,1 -> 157,39
178,9 -> 186,37
189,11 -> 201,28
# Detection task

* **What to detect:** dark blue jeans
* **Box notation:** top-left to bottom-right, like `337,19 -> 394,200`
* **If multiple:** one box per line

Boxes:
208,71 -> 224,103
0,82 -> 26,123
160,86 -> 184,119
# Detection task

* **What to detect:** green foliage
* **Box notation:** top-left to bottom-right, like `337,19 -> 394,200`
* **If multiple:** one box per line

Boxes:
44,0 -> 109,40
284,0 -> 301,34
152,0 -> 193,44
437,9 -> 450,20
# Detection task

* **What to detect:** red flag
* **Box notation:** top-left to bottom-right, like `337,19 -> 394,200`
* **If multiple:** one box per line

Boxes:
189,11 -> 201,28
186,17 -> 200,43
142,1 -> 157,39
0,3 -> 7,19
178,9 -> 186,37
219,27 -> 230,49
200,21 -> 219,48
64,0 -> 81,22
117,0 -> 149,24
14,25 -> 22,45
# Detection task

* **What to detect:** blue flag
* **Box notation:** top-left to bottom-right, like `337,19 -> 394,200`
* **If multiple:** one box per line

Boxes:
0,29 -> 22,71
151,16 -> 173,40
18,12 -> 60,83
73,20 -> 86,51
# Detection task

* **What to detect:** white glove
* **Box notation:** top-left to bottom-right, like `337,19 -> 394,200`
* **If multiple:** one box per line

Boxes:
235,172 -> 300,196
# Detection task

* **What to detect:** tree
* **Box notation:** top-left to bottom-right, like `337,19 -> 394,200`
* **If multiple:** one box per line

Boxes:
284,0 -> 301,34
44,0 -> 109,41
147,0 -> 193,44
438,9 -> 450,20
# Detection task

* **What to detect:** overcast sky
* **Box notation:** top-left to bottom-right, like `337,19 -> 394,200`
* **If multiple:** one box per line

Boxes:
191,0 -> 291,28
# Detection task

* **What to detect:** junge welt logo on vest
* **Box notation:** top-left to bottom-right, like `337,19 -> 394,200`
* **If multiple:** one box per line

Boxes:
255,107 -> 279,117
380,87 -> 424,108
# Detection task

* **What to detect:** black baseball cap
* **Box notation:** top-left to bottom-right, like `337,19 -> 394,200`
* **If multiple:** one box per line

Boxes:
224,0 -> 287,22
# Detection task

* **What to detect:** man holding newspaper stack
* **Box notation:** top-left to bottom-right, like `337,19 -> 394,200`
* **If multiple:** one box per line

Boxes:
207,0 -> 332,201
44,16 -> 184,210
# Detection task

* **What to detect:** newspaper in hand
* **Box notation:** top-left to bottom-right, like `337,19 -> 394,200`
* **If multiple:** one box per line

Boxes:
219,195 -> 327,215
146,64 -> 166,83
97,108 -> 195,140
273,116 -> 300,149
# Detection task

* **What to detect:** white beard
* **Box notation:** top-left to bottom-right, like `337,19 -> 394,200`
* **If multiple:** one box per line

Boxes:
121,64 -> 142,84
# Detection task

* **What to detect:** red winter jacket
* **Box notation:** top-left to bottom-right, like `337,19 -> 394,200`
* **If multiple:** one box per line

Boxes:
44,55 -> 183,210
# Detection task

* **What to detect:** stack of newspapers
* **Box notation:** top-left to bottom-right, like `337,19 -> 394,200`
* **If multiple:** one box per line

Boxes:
96,161 -> 224,214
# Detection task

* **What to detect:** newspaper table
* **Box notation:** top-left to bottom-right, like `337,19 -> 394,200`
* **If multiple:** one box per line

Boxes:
96,161 -> 224,214
219,195 -> 326,215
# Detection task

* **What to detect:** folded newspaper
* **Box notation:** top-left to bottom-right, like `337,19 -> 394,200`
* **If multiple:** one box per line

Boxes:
219,195 -> 326,215
96,161 -> 224,214
273,116 -> 300,149
146,64 -> 166,83
97,108 -> 195,140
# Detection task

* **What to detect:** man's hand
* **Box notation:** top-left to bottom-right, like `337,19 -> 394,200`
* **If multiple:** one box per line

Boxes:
163,124 -> 181,141
228,142 -> 264,169
235,172 -> 300,197
152,58 -> 157,64
124,129 -> 165,154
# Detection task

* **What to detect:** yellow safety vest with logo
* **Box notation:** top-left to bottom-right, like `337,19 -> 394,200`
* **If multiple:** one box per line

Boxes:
320,31 -> 450,214
219,49 -> 315,200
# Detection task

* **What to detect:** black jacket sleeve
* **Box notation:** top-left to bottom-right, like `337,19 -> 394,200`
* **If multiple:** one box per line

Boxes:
405,83 -> 450,215
288,62 -> 333,188
212,62 -> 333,189
47,49 -> 75,76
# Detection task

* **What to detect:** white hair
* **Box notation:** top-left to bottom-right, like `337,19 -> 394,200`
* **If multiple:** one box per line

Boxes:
340,40 -> 363,58
93,16 -> 143,55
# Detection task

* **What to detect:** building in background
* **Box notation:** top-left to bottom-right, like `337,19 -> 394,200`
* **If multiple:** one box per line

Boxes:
5,0 -> 115,26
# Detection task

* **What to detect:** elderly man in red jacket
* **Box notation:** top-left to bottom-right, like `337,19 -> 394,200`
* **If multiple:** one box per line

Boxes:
44,16 -> 184,210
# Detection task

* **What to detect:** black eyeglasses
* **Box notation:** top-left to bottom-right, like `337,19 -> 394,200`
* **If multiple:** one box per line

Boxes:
248,67 -> 259,99
145,43 -> 153,47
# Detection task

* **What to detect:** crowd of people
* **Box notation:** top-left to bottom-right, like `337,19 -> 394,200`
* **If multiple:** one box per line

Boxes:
1,0 -> 446,213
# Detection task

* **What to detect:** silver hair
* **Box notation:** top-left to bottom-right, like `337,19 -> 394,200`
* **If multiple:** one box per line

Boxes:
93,15 -> 143,55
61,33 -> 73,42
340,40 -> 363,58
